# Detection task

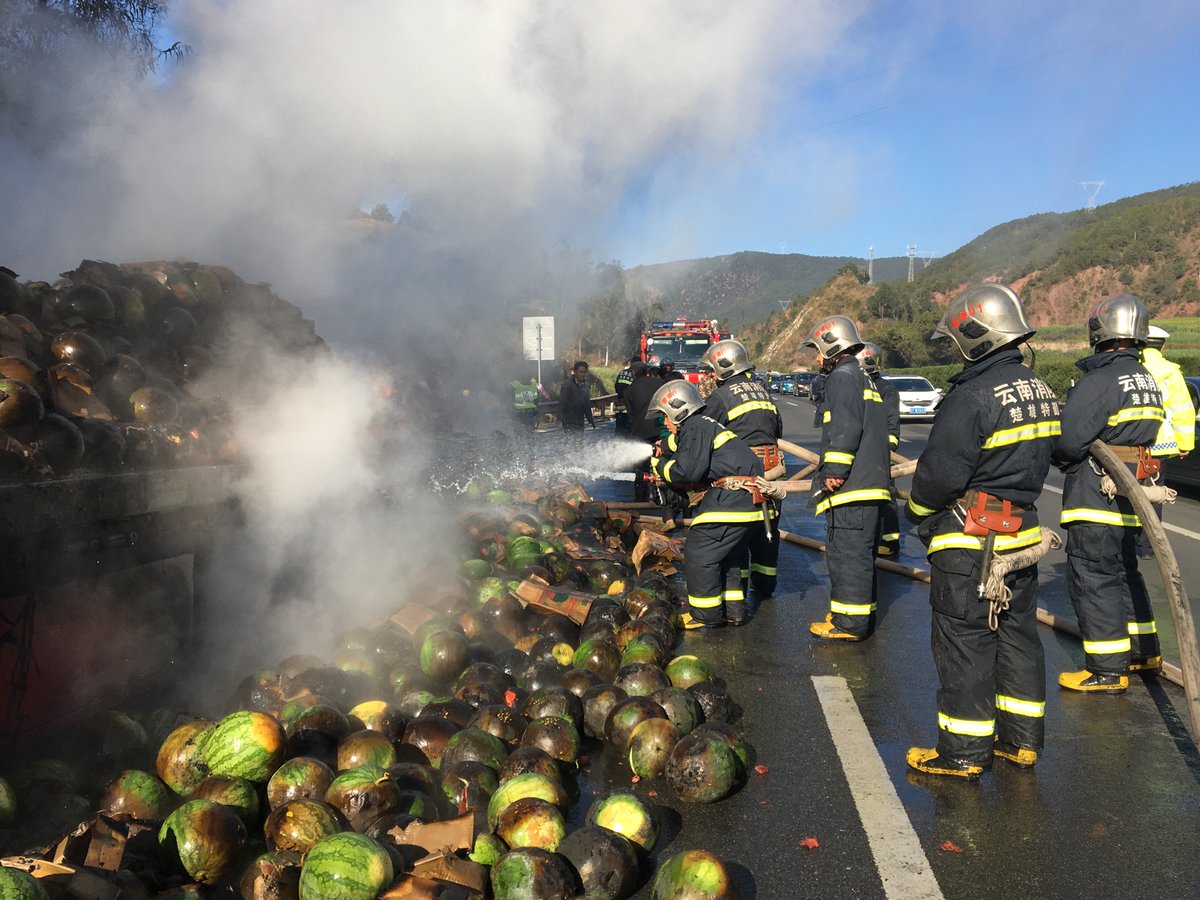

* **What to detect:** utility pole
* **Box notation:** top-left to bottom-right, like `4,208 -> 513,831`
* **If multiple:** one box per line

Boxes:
907,245 -> 917,283
867,246 -> 874,285
1080,181 -> 1104,212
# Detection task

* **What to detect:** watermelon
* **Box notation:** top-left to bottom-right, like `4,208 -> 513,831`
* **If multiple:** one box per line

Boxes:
651,849 -> 740,899
99,769 -> 176,820
419,629 -> 470,681
336,730 -> 397,771
490,848 -> 577,900
0,776 -> 15,823
468,832 -> 507,866
158,799 -> 248,885
520,716 -> 581,764
586,791 -> 658,852
572,640 -> 621,682
628,718 -> 682,779
499,746 -> 561,785
604,696 -> 667,752
190,775 -> 261,827
268,757 -> 336,809
239,849 -> 302,900
666,655 -> 717,689
324,765 -> 402,831
487,772 -> 568,830
558,826 -> 639,900
299,832 -> 394,900
440,727 -> 509,772
0,868 -> 50,900
200,711 -> 286,783
495,797 -> 567,852
265,799 -> 346,855
665,733 -> 739,804
460,558 -> 493,580
157,719 -> 215,795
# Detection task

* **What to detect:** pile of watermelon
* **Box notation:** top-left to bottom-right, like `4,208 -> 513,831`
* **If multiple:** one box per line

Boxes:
0,483 -> 747,899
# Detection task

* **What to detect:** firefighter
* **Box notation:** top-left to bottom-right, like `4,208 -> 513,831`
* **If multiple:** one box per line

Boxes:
904,284 -> 1058,779
1053,294 -> 1165,691
801,316 -> 892,640
857,342 -> 902,558
699,339 -> 784,608
647,380 -> 765,629
614,354 -> 639,437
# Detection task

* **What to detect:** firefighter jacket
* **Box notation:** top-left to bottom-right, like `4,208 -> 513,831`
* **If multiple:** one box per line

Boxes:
615,366 -> 635,399
906,347 -> 1058,556
1053,348 -> 1165,528
813,355 -> 891,514
625,373 -> 666,442
650,413 -> 764,526
1141,347 -> 1195,457
703,371 -> 783,447
871,372 -> 901,450
558,377 -> 595,427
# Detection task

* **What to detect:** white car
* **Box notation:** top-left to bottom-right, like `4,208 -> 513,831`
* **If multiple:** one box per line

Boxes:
880,375 -> 943,420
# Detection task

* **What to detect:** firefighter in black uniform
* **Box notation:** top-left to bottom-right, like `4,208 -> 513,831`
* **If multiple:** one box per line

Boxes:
614,354 -> 638,437
1053,294 -> 1165,693
857,342 -> 902,558
699,339 -> 784,608
801,316 -> 892,640
905,284 -> 1058,779
647,380 -> 766,629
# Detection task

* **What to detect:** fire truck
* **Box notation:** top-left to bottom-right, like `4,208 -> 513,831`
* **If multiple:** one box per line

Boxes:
639,319 -> 730,383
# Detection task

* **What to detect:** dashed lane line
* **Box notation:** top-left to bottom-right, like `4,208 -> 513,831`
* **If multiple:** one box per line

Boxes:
812,676 -> 944,900
1040,483 -> 1200,541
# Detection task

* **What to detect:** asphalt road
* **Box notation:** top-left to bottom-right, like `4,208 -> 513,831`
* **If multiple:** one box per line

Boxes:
581,397 -> 1200,899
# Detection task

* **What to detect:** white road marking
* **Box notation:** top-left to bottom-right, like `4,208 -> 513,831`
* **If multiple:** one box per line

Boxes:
812,676 -> 944,900
786,400 -> 799,407
1041,484 -> 1200,541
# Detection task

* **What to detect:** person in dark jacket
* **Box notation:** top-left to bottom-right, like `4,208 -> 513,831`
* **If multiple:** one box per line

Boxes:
1053,294 -> 1165,693
905,284 -> 1059,780
699,339 -> 784,607
857,343 -> 902,557
661,358 -> 685,382
614,354 -> 638,437
558,361 -> 596,436
648,380 -> 765,629
801,316 -> 892,640
623,362 -> 663,501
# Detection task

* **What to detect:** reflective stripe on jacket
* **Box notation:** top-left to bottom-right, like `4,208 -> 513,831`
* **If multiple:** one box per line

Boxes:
651,413 -> 764,525
704,372 -> 783,447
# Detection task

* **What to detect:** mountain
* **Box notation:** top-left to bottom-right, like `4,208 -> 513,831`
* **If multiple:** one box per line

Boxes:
623,251 -> 908,330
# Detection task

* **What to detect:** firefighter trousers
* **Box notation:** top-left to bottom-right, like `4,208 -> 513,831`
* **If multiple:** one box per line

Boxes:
825,501 -> 882,636
927,548 -> 1045,764
876,489 -> 901,557
684,522 -> 754,626
1066,523 -> 1159,674
740,502 -> 780,599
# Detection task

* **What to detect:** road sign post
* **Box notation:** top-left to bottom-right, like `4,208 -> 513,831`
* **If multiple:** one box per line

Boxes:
523,316 -> 555,389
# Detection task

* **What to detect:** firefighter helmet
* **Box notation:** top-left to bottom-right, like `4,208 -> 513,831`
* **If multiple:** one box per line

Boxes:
933,284 -> 1034,362
856,342 -> 883,375
647,380 -> 704,425
1146,324 -> 1169,350
1087,293 -> 1149,347
700,339 -> 753,381
802,315 -> 864,359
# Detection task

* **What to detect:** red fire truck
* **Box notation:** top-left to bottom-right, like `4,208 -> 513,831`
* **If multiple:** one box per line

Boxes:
639,319 -> 730,383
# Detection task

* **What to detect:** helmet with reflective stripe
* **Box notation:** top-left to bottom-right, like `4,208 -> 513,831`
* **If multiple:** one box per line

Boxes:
1087,293 -> 1149,347
648,380 -> 704,425
933,283 -> 1034,362
856,342 -> 882,375
699,339 -> 753,381
1146,323 -> 1169,350
802,315 -> 864,358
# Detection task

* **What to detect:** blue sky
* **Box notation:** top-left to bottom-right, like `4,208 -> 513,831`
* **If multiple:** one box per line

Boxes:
611,1 -> 1200,267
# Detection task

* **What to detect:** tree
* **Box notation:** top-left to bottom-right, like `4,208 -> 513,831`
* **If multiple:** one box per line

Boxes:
369,203 -> 395,224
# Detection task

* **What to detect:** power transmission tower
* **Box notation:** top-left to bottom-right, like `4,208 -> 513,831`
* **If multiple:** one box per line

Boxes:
907,245 -> 917,283
1080,181 -> 1104,211
777,300 -> 791,312
867,246 -> 874,285
920,250 -> 936,269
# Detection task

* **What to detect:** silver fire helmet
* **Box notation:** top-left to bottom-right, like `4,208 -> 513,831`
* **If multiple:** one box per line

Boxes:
933,284 -> 1034,362
802,315 -> 864,359
1087,293 -> 1149,347
856,342 -> 883,375
647,380 -> 705,425
700,339 -> 754,381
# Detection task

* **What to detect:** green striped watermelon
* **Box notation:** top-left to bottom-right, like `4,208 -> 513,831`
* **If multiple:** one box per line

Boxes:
156,719 -> 215,796
0,869 -> 50,900
0,776 -> 16,824
189,775 -> 261,827
99,769 -> 177,820
158,799 -> 247,885
200,711 -> 286,783
299,832 -> 394,900
265,799 -> 346,856
267,757 -> 335,809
